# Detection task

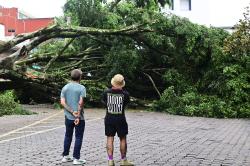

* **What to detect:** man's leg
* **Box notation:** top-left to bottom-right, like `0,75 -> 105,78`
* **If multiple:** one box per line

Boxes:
73,120 -> 85,159
119,136 -> 134,166
62,118 -> 74,156
119,136 -> 127,160
105,117 -> 116,165
117,119 -> 128,160
107,136 -> 114,160
118,120 -> 133,165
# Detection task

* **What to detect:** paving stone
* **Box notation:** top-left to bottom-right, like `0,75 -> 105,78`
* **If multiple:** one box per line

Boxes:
0,107 -> 249,166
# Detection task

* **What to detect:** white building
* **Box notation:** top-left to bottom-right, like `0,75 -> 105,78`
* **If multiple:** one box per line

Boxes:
164,0 -> 249,30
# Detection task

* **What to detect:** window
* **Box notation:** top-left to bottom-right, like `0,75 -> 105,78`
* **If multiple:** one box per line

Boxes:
170,0 -> 174,10
165,0 -> 174,10
8,29 -> 15,33
180,0 -> 191,11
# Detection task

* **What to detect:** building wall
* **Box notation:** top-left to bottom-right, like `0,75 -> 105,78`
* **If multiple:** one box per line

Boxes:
0,24 -> 4,38
0,7 -> 53,39
208,0 -> 248,27
169,0 -> 211,26
165,0 -> 249,28
16,18 -> 54,34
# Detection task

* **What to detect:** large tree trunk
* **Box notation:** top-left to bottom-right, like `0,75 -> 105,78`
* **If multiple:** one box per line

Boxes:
0,24 -> 151,70
0,23 -> 154,105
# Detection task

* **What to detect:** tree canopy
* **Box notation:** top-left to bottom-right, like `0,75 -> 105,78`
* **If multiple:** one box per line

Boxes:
0,0 -> 249,118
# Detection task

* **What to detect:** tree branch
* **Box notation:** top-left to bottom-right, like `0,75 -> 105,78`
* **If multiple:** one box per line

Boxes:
143,72 -> 161,98
15,48 -> 101,66
43,38 -> 75,72
109,0 -> 122,11
0,24 -> 152,70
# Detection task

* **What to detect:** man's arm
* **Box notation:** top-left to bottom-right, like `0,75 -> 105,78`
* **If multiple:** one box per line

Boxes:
60,97 -> 74,115
78,97 -> 84,112
77,86 -> 86,115
101,90 -> 107,105
74,97 -> 84,118
124,91 -> 130,106
73,97 -> 84,125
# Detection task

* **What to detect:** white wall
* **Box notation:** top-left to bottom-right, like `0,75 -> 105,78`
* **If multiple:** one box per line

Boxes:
209,0 -> 249,27
171,0 -> 211,26
0,24 -> 15,41
0,24 -> 5,40
165,0 -> 249,27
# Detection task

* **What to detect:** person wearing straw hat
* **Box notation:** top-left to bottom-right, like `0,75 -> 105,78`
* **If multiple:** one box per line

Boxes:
102,74 -> 134,166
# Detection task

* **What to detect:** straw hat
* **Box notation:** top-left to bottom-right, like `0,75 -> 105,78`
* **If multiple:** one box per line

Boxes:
111,74 -> 125,88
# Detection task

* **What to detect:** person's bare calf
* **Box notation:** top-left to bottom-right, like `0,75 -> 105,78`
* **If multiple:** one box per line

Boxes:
120,136 -> 127,159
107,136 -> 115,165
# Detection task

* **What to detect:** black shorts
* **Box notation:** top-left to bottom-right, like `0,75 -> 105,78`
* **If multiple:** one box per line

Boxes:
105,116 -> 128,138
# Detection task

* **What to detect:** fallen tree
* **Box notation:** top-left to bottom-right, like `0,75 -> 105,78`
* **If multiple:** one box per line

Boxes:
0,24 -> 152,69
0,22 -> 157,104
1,0 -> 248,118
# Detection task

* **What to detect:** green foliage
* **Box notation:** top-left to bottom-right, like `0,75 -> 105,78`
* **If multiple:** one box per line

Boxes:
131,0 -> 171,9
152,86 -> 236,118
213,8 -> 249,117
220,10 -> 250,104
152,7 -> 250,118
30,1 -> 249,118
46,70 -> 68,83
34,40 -> 64,55
0,91 -> 32,117
64,0 -> 111,27
163,69 -> 192,95
105,45 -> 142,78
53,102 -> 63,109
80,80 -> 107,107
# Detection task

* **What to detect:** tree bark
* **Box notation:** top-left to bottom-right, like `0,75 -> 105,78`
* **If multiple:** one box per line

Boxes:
143,72 -> 161,98
0,24 -> 152,71
0,23 -> 157,104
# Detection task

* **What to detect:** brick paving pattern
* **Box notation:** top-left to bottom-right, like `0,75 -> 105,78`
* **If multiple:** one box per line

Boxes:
0,105 -> 249,166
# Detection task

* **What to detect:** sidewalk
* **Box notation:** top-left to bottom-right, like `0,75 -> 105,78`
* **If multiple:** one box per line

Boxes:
0,106 -> 249,166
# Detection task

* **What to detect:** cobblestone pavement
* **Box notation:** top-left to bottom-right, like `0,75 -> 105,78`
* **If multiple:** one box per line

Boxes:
0,105 -> 249,166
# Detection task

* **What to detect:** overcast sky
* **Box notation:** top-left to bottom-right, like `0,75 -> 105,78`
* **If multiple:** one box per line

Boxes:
0,0 -> 249,26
